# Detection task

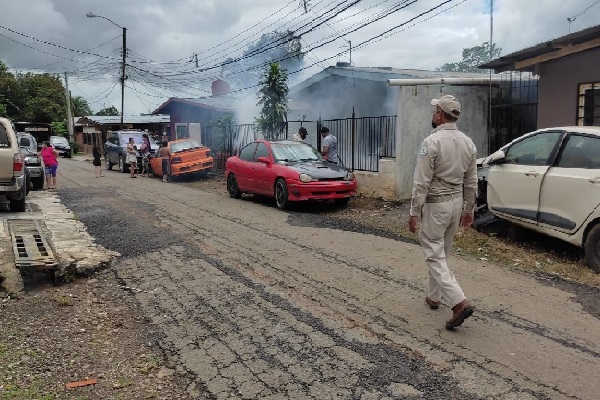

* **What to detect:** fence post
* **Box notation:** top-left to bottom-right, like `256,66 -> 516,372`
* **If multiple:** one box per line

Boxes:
317,116 -> 322,151
351,107 -> 356,171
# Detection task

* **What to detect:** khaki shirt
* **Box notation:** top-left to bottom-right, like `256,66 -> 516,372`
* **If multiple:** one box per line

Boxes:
410,123 -> 477,217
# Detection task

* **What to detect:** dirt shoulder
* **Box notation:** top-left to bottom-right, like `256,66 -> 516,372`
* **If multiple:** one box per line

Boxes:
0,270 -> 192,400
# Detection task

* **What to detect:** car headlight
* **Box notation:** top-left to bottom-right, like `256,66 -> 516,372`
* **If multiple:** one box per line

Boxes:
24,156 -> 38,164
345,171 -> 355,181
299,173 -> 312,183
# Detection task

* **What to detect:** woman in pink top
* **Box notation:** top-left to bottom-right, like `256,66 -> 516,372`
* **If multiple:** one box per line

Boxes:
39,141 -> 59,189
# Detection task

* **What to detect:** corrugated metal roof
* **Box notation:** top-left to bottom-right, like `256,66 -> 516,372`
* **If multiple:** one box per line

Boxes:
480,24 -> 600,72
290,66 -> 495,93
77,114 -> 171,125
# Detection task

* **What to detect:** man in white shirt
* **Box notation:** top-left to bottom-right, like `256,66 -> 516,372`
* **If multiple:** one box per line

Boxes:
320,126 -> 339,164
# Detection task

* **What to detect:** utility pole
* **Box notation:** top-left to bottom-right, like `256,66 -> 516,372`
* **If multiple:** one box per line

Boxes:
120,26 -> 127,130
348,40 -> 352,66
64,72 -> 74,141
86,12 -> 126,129
303,0 -> 308,12
194,53 -> 198,68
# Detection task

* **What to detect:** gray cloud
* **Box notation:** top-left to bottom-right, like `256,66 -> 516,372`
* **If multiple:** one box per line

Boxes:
0,0 -> 598,115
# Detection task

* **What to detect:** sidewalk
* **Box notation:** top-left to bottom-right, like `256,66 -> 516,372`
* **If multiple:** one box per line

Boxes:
0,191 -> 119,295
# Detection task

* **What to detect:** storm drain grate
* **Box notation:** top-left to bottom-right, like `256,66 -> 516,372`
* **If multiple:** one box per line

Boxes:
8,220 -> 57,269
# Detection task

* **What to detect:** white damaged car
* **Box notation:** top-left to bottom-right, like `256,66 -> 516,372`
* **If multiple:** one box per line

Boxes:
477,126 -> 600,272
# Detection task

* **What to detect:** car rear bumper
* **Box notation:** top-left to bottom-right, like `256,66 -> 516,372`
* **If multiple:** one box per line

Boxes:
286,179 -> 357,201
26,165 -> 44,178
0,175 -> 26,194
171,158 -> 213,175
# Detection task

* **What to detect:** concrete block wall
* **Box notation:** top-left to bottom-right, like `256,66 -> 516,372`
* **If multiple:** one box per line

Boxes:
395,85 -> 489,199
354,158 -> 396,200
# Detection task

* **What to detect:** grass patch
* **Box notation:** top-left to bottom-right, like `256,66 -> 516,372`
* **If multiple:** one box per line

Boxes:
54,295 -> 72,307
139,356 -> 159,374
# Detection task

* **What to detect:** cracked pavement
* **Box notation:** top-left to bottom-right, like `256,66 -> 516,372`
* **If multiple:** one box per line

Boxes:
55,159 -> 600,399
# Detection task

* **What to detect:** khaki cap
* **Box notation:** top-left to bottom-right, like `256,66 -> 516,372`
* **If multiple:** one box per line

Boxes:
431,95 -> 461,119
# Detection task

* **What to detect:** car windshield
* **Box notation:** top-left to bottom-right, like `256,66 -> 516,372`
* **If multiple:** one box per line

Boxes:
271,142 -> 323,162
50,136 -> 69,145
170,140 -> 202,153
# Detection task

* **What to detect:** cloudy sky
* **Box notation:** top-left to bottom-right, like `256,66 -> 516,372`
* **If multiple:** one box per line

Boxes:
1,0 -> 598,116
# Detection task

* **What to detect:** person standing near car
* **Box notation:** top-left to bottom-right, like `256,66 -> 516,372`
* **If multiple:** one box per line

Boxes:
126,137 -> 138,178
39,141 -> 59,189
139,133 -> 151,177
159,141 -> 171,183
292,127 -> 308,142
320,126 -> 339,164
408,94 -> 477,330
92,146 -> 104,178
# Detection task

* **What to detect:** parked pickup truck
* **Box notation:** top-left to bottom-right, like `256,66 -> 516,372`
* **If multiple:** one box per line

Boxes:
17,132 -> 44,191
104,130 -> 159,173
0,117 -> 27,211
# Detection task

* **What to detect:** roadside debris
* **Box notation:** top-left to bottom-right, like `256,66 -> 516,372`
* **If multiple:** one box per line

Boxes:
65,378 -> 98,389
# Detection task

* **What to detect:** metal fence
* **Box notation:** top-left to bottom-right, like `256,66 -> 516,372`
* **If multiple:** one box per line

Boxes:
317,114 -> 397,172
204,115 -> 397,173
489,71 -> 538,154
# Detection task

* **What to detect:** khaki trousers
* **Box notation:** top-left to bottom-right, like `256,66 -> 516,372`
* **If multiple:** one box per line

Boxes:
419,197 -> 466,308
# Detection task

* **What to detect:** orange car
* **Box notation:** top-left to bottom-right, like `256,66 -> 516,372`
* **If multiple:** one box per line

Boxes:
149,139 -> 213,178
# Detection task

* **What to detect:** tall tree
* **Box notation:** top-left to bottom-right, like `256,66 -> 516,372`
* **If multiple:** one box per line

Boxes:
437,42 -> 502,73
0,61 -> 21,119
17,72 -> 67,123
95,105 -> 120,116
222,30 -> 303,90
256,63 -> 289,140
71,95 -> 92,117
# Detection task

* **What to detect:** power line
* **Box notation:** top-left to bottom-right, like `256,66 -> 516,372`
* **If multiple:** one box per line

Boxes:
0,24 -> 122,60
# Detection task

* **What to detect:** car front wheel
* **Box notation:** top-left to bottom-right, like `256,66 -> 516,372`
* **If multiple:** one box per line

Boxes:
584,224 -> 600,273
227,174 -> 242,199
275,178 -> 290,210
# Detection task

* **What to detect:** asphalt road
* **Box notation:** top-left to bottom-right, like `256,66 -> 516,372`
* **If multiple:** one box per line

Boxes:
56,159 -> 600,400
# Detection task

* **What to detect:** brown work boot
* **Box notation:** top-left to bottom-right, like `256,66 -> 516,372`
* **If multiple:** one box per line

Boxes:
425,297 -> 440,310
445,299 -> 473,330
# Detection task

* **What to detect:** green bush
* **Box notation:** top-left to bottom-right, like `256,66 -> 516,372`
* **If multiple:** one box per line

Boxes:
69,141 -> 80,154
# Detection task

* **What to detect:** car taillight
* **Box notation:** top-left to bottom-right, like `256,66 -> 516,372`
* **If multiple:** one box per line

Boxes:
13,153 -> 23,174
171,156 -> 182,164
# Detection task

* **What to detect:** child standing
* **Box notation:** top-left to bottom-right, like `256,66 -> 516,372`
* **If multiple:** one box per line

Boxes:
93,146 -> 104,178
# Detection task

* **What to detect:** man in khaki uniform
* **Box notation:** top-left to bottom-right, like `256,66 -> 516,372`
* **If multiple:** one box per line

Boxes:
408,94 -> 477,330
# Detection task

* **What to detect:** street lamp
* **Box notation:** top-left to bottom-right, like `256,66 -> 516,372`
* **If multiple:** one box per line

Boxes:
86,12 -> 127,129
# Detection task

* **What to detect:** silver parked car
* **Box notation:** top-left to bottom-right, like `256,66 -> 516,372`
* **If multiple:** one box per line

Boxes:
477,126 -> 600,272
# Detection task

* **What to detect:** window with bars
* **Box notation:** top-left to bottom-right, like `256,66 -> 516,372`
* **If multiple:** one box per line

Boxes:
577,83 -> 600,126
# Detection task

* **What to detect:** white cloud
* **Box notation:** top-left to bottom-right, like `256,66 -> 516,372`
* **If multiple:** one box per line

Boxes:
0,0 -> 598,115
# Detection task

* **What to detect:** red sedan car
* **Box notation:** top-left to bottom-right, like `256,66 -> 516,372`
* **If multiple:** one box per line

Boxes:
225,140 -> 357,209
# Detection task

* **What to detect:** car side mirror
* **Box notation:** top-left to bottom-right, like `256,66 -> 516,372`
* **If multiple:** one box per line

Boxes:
487,150 -> 506,165
257,156 -> 271,164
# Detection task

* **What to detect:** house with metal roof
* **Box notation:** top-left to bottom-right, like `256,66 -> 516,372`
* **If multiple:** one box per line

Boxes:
74,114 -> 171,154
480,23 -> 600,128
289,63 -> 491,120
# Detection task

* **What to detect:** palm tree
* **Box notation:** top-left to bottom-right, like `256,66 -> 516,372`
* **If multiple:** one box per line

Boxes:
70,95 -> 92,117
256,63 -> 289,140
